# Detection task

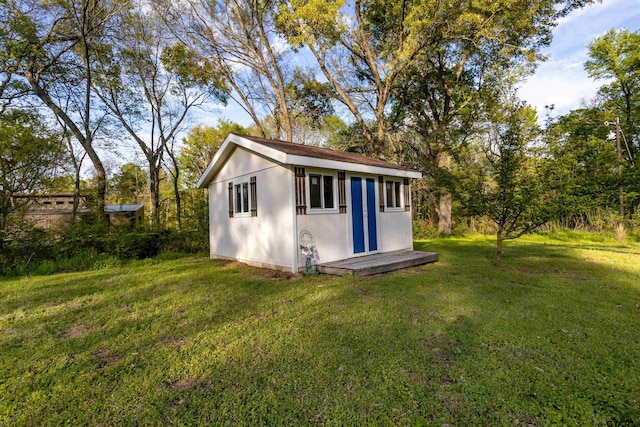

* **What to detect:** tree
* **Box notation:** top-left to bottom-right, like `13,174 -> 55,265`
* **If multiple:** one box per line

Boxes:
390,0 -> 594,235
0,0 -> 124,217
158,0 -> 298,141
179,119 -> 248,188
585,28 -> 640,156
176,120 -> 247,231
584,29 -> 640,216
278,0 -> 593,235
94,6 -> 226,226
285,68 -> 337,145
277,0 -> 429,158
111,163 -> 147,204
544,106 -> 621,224
0,110 -> 66,238
453,94 -> 567,266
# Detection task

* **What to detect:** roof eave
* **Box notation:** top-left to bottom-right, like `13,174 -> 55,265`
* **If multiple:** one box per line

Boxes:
196,134 -> 422,187
285,154 -> 422,178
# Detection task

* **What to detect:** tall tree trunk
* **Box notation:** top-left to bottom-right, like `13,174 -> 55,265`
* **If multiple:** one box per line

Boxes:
438,192 -> 452,236
94,164 -> 107,222
173,169 -> 182,231
66,138 -> 85,222
0,198 -> 8,236
375,117 -> 387,160
149,162 -> 161,227
73,162 -> 81,222
437,151 -> 452,236
26,75 -> 107,219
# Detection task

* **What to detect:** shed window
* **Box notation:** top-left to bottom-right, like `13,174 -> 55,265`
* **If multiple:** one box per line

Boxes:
385,180 -> 402,209
235,184 -> 242,213
235,182 -> 250,213
309,174 -> 335,210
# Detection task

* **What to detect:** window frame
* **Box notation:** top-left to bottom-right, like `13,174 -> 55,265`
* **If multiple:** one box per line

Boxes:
306,171 -> 338,213
234,180 -> 251,216
384,179 -> 404,211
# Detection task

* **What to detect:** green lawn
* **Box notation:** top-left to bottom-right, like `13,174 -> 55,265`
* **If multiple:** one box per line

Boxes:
1,235 -> 639,426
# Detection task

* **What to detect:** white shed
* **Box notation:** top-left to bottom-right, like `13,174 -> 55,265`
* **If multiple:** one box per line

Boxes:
197,133 -> 424,273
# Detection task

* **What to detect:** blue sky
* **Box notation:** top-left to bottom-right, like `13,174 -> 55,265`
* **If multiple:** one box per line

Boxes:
519,0 -> 640,118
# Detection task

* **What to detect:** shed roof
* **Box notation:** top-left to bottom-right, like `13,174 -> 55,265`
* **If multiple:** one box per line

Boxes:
197,133 -> 421,188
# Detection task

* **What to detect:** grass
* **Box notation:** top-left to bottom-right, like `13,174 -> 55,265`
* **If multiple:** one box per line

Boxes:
1,235 -> 639,426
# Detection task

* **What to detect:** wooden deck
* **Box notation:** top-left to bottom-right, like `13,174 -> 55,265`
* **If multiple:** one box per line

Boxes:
317,249 -> 438,276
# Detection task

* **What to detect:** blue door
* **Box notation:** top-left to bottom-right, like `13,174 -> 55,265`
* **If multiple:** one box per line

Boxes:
351,178 -> 365,253
351,177 -> 378,254
366,178 -> 378,251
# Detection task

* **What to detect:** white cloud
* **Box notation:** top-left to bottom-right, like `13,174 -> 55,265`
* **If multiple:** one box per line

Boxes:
519,55 -> 607,116
519,0 -> 640,119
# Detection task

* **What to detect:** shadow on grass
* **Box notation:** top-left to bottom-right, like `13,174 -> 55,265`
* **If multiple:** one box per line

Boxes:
1,240 -> 639,425
154,239 -> 639,425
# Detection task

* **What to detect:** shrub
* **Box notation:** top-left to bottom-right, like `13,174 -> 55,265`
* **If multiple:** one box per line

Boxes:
0,228 -> 57,275
1,221 -> 209,277
159,229 -> 208,254
412,220 -> 437,239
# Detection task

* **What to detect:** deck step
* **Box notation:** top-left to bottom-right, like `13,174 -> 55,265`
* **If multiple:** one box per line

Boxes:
317,250 -> 438,276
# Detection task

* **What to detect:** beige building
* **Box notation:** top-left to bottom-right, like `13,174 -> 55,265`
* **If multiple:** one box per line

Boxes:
11,193 -> 91,230
12,194 -> 145,228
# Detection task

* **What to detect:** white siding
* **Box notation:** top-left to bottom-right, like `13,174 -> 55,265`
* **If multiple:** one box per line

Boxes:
208,148 -> 295,271
296,213 -> 350,266
379,210 -> 413,252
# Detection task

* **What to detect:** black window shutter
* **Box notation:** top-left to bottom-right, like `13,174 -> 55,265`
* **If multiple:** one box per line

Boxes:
378,176 -> 385,212
228,182 -> 234,217
403,178 -> 410,211
338,171 -> 346,213
250,176 -> 257,217
295,167 -> 307,215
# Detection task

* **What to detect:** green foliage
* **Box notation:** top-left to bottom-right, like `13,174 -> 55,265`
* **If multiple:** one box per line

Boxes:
0,221 -> 208,276
0,227 -> 57,275
412,219 -> 438,239
179,119 -> 248,187
585,28 -> 640,86
545,108 -> 621,218
1,236 -> 639,424
275,0 -> 346,48
59,223 -> 207,262
177,188 -> 209,233
286,68 -> 335,126
453,96 -> 571,263
161,42 -> 228,100
323,119 -> 375,155
109,163 -> 146,204
1,0 -> 123,214
583,28 -> 640,215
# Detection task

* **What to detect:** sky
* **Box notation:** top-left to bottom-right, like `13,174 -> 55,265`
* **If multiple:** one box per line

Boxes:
519,0 -> 640,118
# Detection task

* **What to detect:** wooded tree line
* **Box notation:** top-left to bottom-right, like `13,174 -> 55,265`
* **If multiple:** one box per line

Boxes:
1,0 -> 638,255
